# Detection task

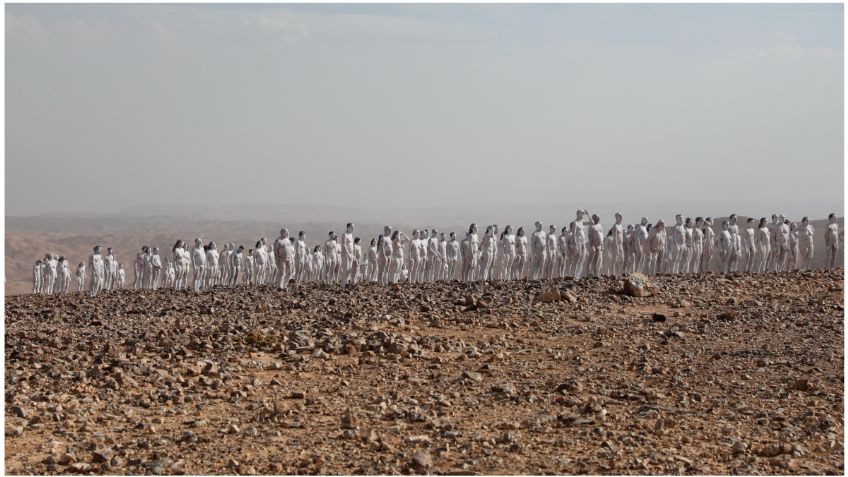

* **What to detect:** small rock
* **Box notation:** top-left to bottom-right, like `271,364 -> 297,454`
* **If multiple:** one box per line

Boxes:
9,406 -> 28,418
651,313 -> 667,322
91,448 -> 112,464
411,451 -> 433,471
535,289 -> 561,303
462,371 -> 483,382
623,273 -> 653,298
341,410 -> 358,429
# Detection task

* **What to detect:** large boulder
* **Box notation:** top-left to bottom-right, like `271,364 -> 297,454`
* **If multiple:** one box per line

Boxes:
624,273 -> 653,298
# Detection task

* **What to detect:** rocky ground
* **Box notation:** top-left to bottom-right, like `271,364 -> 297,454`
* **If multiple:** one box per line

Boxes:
5,270 -> 845,475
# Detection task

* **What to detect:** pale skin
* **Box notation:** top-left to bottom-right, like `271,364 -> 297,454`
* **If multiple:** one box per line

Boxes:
610,213 -> 625,275
825,214 -> 839,268
89,247 -> 104,297
191,239 -> 207,292
514,228 -> 528,280
634,217 -> 649,275
799,217 -> 815,270
447,233 -> 460,280
275,229 -> 296,290
544,225 -> 558,279
587,215 -> 604,277
646,222 -> 666,276
480,226 -> 498,281
499,227 -> 517,281
340,224 -> 356,285
529,222 -> 547,280
701,219 -> 715,273
378,226 -> 393,285
743,219 -> 757,273
755,219 -> 771,273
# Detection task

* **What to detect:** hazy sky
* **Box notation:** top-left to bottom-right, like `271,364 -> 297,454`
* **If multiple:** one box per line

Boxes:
6,4 -> 844,219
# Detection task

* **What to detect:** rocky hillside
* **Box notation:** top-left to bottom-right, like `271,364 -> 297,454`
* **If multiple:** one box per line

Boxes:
5,270 -> 844,474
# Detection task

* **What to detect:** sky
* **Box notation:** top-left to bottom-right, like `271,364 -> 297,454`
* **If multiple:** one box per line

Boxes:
5,4 -> 844,222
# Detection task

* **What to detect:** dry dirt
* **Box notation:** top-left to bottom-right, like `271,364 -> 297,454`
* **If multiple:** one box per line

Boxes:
4,270 -> 845,475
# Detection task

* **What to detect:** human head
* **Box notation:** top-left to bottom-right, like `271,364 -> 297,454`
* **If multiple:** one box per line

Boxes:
640,217 -> 648,226
591,214 -> 600,225
370,238 -> 376,246
94,246 -> 102,254
450,232 -> 456,240
626,224 -> 634,232
107,247 -> 112,254
486,225 -> 493,234
517,227 -> 525,237
299,231 -> 305,239
412,229 -> 419,239
746,218 -> 754,226
391,230 -> 399,240
722,220 -> 729,230
802,216 -> 809,225
549,225 -> 556,233
615,213 -> 622,223
384,226 -> 392,235
759,217 -> 767,228
468,223 -> 477,234
313,245 -> 321,253
354,237 -> 361,245
153,247 -> 159,254
36,259 -> 42,265
534,221 -> 542,232
829,213 -> 837,223
346,223 -> 354,232
695,217 -> 703,226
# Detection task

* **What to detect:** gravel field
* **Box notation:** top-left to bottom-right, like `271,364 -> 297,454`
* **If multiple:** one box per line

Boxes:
5,269 -> 844,475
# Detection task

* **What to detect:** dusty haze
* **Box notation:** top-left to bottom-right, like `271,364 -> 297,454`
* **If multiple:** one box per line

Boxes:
5,4 -> 844,217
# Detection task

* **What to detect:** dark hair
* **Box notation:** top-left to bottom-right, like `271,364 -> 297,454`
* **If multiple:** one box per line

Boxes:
468,223 -> 476,234
829,213 -> 836,219
759,218 -> 767,228
354,237 -> 361,244
517,227 -> 524,236
346,223 -> 353,228
376,235 -> 384,251
391,231 -> 399,240
746,217 -> 754,223
313,245 -> 321,253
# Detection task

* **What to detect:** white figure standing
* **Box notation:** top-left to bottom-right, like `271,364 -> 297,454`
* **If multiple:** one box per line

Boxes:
529,221 -> 547,280
480,226 -> 497,281
799,217 -> 815,270
75,262 -> 85,293
587,215 -> 604,277
646,221 -> 666,275
743,218 -> 757,273
116,263 -> 126,289
825,213 -> 839,268
88,246 -> 104,297
701,218 -> 715,273
275,228 -> 296,290
32,260 -> 43,294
